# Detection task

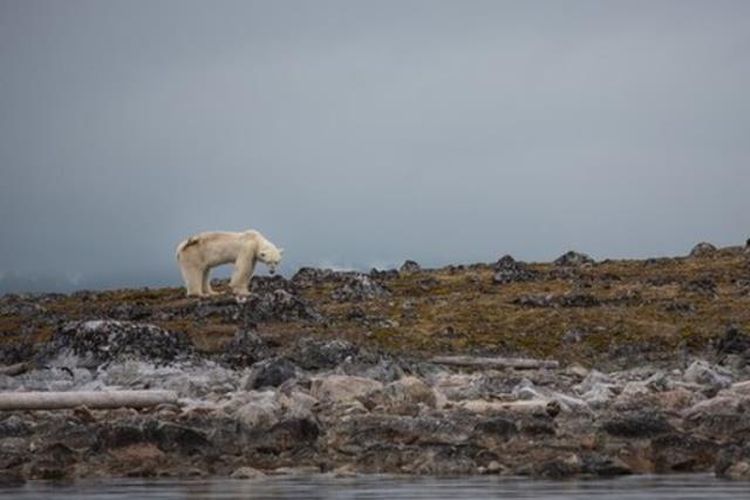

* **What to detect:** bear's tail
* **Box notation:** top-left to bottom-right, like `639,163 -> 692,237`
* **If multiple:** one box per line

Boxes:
175,236 -> 200,260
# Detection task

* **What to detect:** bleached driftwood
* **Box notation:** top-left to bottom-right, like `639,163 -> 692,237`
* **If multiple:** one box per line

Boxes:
0,390 -> 178,411
430,355 -> 559,370
0,362 -> 29,376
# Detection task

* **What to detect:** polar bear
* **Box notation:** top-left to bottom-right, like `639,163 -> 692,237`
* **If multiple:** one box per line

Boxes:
175,230 -> 283,297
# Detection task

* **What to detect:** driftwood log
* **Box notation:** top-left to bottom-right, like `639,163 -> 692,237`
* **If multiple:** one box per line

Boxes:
430,355 -> 559,370
0,390 -> 178,411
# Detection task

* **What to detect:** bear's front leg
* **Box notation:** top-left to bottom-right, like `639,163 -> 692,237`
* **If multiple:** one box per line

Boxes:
202,266 -> 220,296
229,256 -> 256,296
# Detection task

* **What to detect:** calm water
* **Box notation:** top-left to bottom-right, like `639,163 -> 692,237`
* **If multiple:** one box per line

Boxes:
1,475 -> 748,499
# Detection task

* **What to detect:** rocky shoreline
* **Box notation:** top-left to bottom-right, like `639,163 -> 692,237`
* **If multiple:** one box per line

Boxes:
1,244 -> 750,483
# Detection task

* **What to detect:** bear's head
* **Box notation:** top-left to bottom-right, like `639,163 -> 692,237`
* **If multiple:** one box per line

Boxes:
258,241 -> 283,274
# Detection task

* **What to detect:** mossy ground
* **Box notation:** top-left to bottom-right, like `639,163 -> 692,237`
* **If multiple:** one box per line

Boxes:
2,249 -> 749,366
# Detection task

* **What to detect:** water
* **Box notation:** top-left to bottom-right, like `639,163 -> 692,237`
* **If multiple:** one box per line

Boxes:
1,475 -> 747,499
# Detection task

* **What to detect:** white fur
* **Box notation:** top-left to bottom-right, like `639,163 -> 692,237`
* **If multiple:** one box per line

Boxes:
175,230 -> 283,297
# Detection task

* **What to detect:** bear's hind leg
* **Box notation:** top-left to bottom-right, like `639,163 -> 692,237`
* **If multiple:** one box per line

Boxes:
181,263 -> 205,297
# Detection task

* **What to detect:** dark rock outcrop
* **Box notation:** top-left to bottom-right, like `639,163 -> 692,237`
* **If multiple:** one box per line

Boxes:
492,255 -> 538,284
554,251 -> 595,267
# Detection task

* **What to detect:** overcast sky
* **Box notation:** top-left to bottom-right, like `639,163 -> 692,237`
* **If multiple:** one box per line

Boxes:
1,0 -> 748,292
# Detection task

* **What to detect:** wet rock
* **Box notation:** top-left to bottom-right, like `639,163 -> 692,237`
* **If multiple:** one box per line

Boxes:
311,375 -> 383,402
535,455 -> 582,479
230,466 -> 266,479
291,337 -> 359,370
689,242 -> 717,257
109,443 -> 165,475
221,330 -> 271,368
600,411 -> 674,438
716,445 -> 750,480
684,360 -> 732,391
399,260 -> 421,273
492,255 -> 538,284
650,433 -> 718,472
245,357 -> 298,389
43,320 -> 193,367
330,274 -> 390,302
554,251 -> 595,267
581,454 -> 632,476
0,469 -> 25,486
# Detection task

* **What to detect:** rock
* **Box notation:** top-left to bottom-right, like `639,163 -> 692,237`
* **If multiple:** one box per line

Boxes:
554,251 -> 595,267
0,469 -> 25,486
399,260 -> 421,273
717,325 -> 750,356
729,380 -> 750,396
365,376 -> 437,414
683,394 -> 750,435
245,357 -> 298,389
600,411 -> 674,438
514,293 -> 600,308
230,466 -> 266,479
681,278 -> 717,296
109,443 -> 165,472
277,390 -> 318,419
240,289 -> 321,323
330,274 -> 390,302
235,391 -> 281,431
222,330 -> 271,368
684,360 -> 732,390
492,255 -> 537,284
716,444 -> 750,479
581,455 -> 632,476
42,320 -> 194,367
689,242 -> 717,257
291,337 -> 359,370
310,375 -> 383,402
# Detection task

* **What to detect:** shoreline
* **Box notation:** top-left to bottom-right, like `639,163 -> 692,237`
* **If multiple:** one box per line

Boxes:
1,245 -> 749,482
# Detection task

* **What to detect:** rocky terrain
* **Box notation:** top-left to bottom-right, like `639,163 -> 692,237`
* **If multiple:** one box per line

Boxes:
1,242 -> 750,483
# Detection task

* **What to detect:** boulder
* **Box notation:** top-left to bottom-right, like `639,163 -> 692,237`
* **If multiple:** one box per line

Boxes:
310,375 -> 383,402
554,251 -> 595,267
684,360 -> 732,391
330,274 -> 390,302
492,255 -> 538,284
365,376 -> 437,414
689,242 -> 717,257
43,320 -> 193,367
230,466 -> 266,479
399,260 -> 421,273
221,330 -> 271,368
245,358 -> 298,390
235,391 -> 281,431
291,337 -> 359,370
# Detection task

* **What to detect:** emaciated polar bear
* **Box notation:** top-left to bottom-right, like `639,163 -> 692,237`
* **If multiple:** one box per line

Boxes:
176,230 -> 283,297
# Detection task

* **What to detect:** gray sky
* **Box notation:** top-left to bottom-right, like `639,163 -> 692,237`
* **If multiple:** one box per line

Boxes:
1,0 -> 749,292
